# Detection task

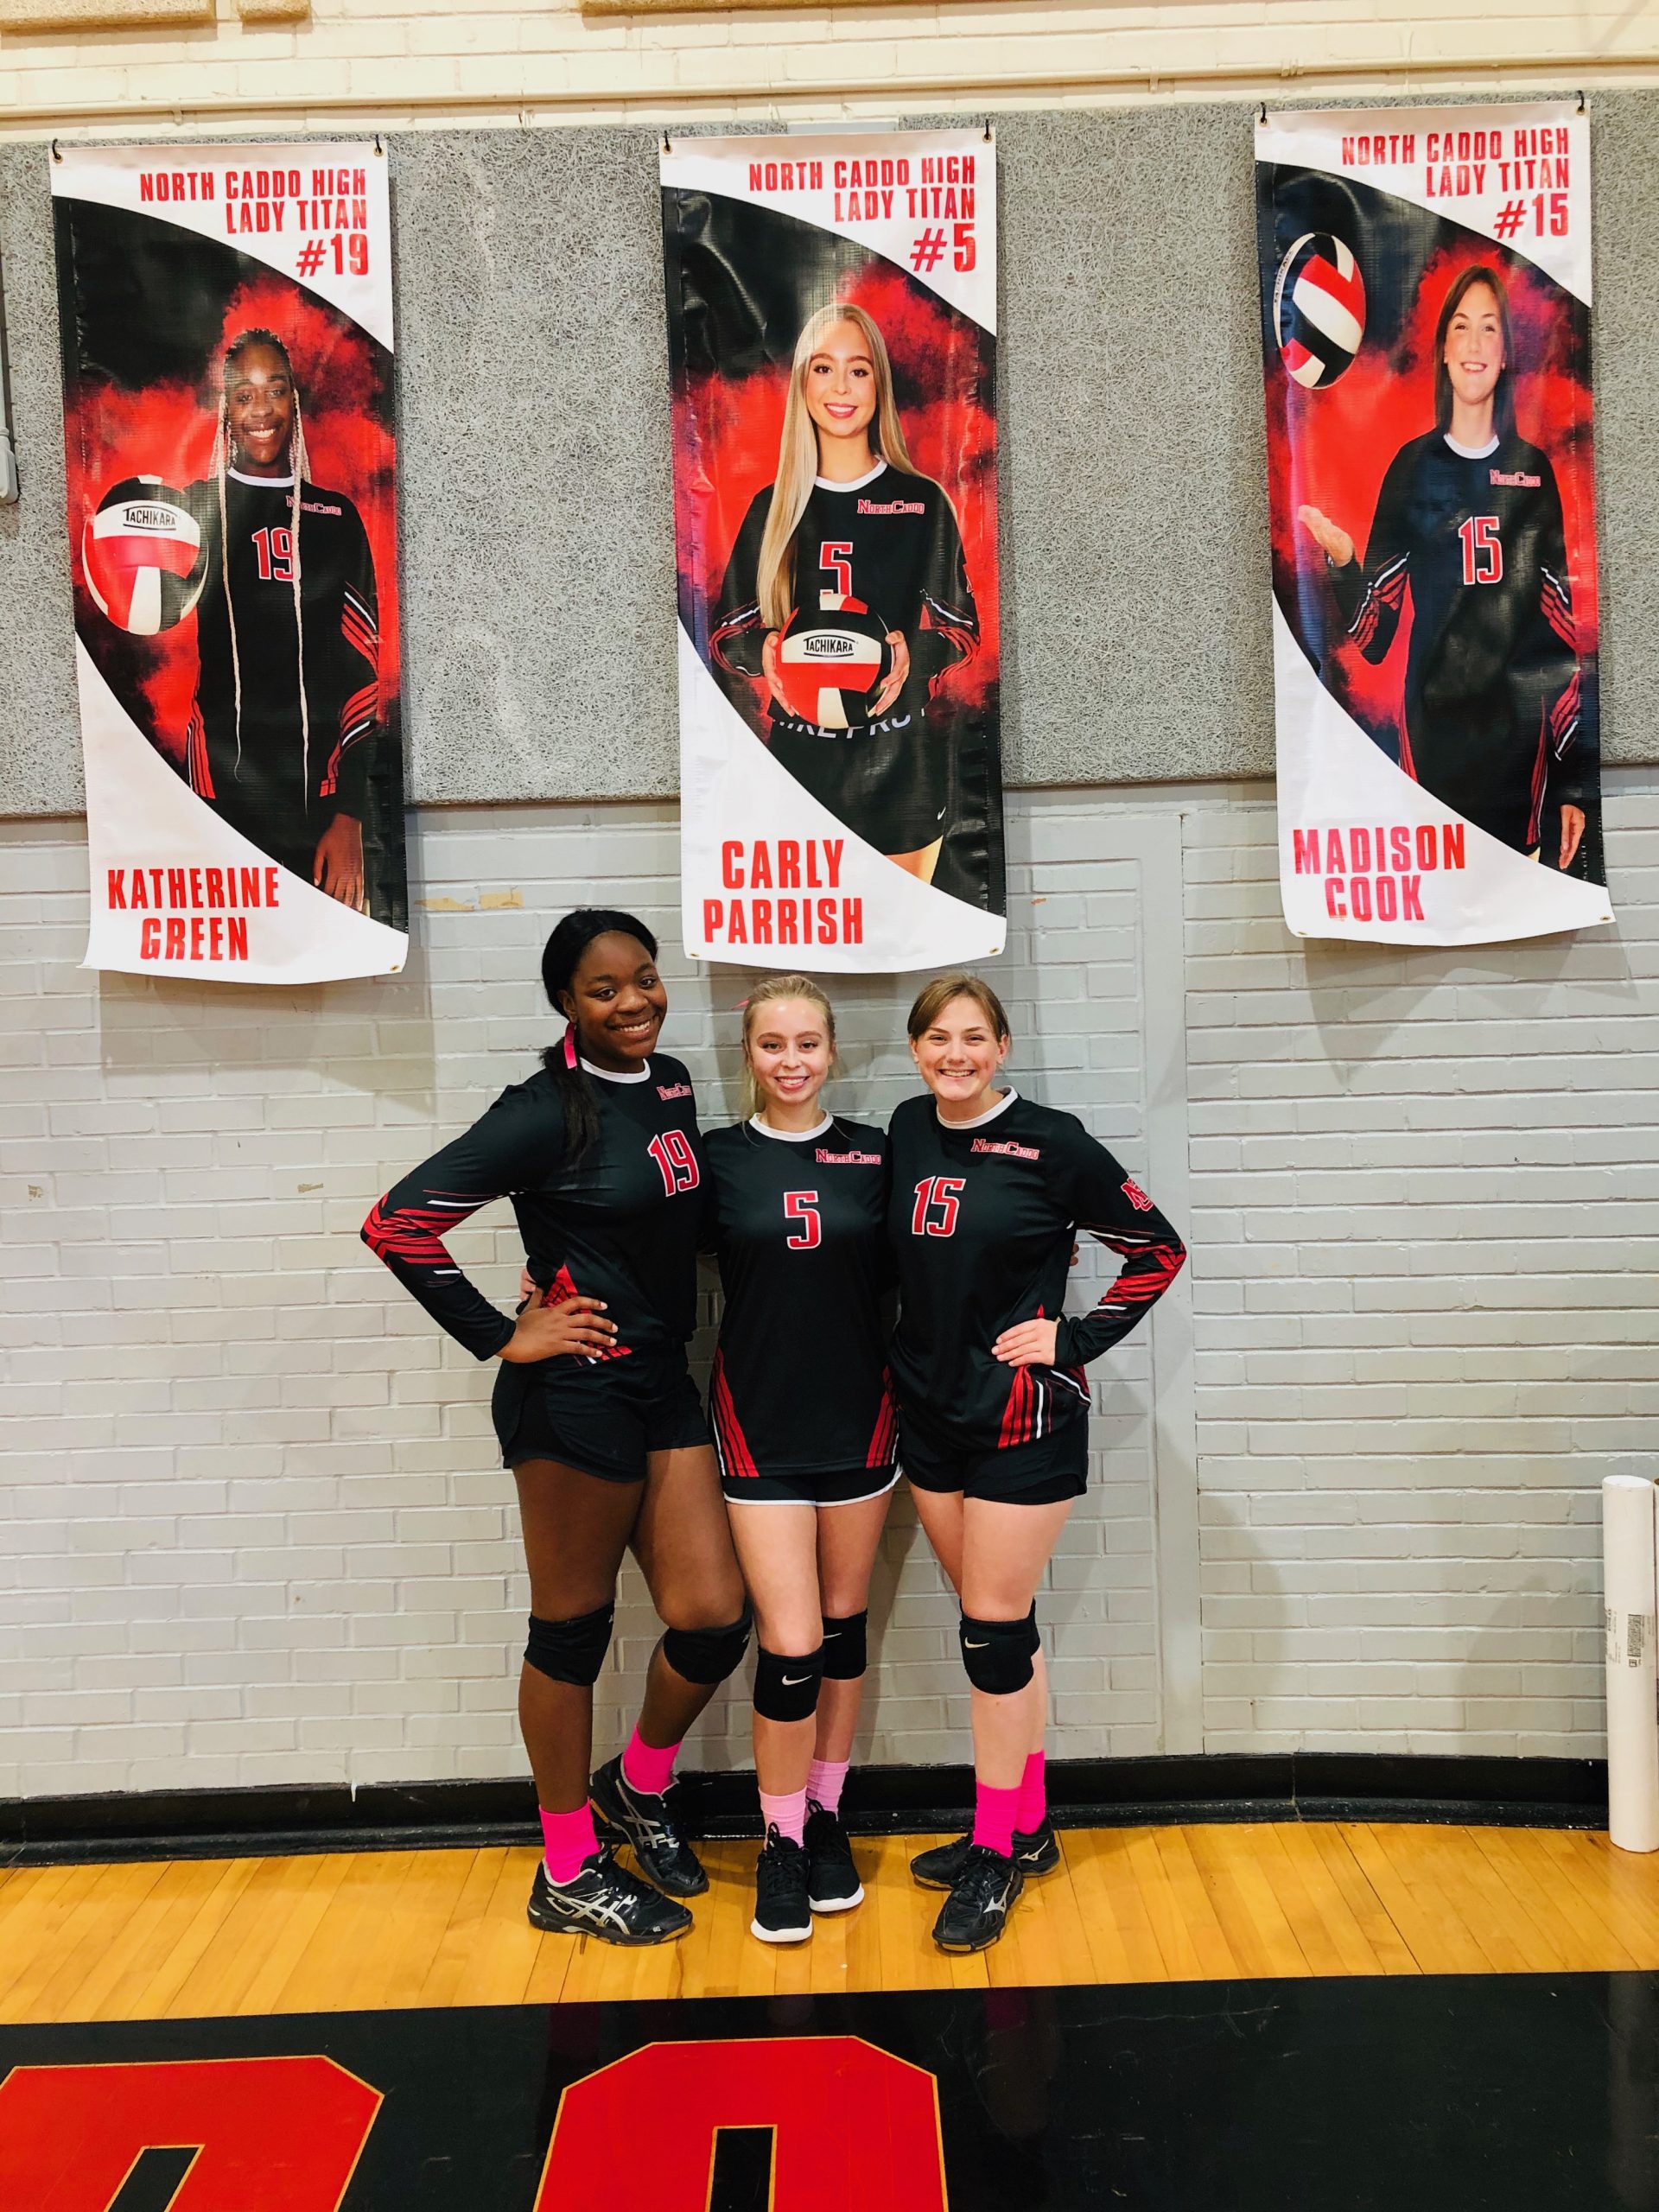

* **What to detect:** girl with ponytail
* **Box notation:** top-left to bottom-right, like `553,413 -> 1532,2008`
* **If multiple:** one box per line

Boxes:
364,910 -> 749,1946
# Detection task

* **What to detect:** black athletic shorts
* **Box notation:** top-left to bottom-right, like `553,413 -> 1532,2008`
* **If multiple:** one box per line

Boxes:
720,1460 -> 901,1509
494,1345 -> 709,1484
768,709 -> 948,857
899,1406 -> 1087,1505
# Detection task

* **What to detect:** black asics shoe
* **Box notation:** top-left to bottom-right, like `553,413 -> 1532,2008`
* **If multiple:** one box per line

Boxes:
910,1821 -> 1059,1891
589,1754 -> 709,1897
804,1801 -> 864,1913
931,1844 -> 1025,1954
750,1826 -> 813,1944
526,1848 -> 693,1944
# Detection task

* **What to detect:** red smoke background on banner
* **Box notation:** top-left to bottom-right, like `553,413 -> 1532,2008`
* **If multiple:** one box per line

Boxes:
63,274 -> 399,770
672,261 -> 999,722
1267,236 -> 1596,741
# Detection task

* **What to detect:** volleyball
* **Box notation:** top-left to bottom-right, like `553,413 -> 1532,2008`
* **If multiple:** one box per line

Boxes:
81,476 -> 205,636
1274,233 -> 1366,390
775,594 -> 894,729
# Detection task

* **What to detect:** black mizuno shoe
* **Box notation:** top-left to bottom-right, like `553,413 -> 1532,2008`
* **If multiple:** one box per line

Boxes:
526,1848 -> 694,1944
804,1802 -> 864,1913
931,1844 -> 1025,1954
589,1754 -> 709,1897
750,1826 -> 813,1944
910,1822 -> 1059,1891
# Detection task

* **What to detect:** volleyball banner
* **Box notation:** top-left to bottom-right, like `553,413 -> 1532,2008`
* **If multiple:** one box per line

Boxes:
662,130 -> 1005,972
53,143 -> 407,983
1257,105 -> 1612,944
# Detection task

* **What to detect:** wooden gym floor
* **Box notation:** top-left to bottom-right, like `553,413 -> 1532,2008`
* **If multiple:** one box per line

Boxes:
3,1820 -> 1659,2026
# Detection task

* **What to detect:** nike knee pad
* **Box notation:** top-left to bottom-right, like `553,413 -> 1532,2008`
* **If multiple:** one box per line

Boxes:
753,1643 -> 824,1722
959,1611 -> 1036,1694
1025,1601 -> 1040,1655
524,1604 -> 614,1688
820,1610 -> 868,1681
662,1608 -> 752,1686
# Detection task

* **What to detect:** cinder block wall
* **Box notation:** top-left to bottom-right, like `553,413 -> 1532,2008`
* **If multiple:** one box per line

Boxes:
3,776 -> 1653,1800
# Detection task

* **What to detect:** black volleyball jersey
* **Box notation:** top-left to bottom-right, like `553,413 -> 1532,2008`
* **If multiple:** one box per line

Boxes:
704,1116 -> 895,1480
1330,431 -> 1581,853
711,462 -> 978,739
363,1057 -> 705,1362
887,1090 -> 1186,1451
185,471 -> 381,835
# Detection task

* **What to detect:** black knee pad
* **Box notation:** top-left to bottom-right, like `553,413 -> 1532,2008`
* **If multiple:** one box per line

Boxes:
820,1610 -> 868,1681
1024,1602 -> 1040,1655
753,1643 -> 824,1722
524,1604 -> 613,1688
662,1609 -> 752,1686
959,1611 -> 1036,1695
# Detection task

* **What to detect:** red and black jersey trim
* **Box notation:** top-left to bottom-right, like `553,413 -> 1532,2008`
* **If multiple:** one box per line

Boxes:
185,703 -> 213,800
1348,551 -> 1409,652
709,1349 -> 758,1479
362,1187 -> 491,1275
865,1371 -> 899,1470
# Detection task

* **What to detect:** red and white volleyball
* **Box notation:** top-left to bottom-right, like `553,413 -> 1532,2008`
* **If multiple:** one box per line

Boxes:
1274,233 -> 1366,390
776,594 -> 893,729
81,476 -> 204,636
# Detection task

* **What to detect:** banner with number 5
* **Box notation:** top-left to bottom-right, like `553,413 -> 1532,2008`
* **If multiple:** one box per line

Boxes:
663,130 -> 1005,972
53,142 -> 407,982
1257,105 -> 1612,944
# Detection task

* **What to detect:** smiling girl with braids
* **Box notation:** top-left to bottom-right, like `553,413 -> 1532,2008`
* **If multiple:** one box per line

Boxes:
181,329 -> 382,912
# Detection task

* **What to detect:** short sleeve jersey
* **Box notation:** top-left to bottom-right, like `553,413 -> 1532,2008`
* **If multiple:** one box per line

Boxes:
887,1090 -> 1186,1452
703,1115 -> 895,1480
363,1057 -> 706,1361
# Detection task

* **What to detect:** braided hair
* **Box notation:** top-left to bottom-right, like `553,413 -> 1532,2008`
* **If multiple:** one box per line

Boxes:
540,908 -> 661,1160
212,329 -> 312,793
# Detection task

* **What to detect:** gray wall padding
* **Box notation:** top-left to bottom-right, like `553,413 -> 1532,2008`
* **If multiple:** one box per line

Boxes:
3,99 -> 1658,817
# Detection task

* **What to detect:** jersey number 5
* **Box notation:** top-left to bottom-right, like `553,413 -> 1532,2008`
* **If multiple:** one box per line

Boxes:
648,1130 -> 701,1196
912,1175 -> 963,1237
783,1191 -> 822,1249
820,542 -> 854,600
1459,515 -> 1503,586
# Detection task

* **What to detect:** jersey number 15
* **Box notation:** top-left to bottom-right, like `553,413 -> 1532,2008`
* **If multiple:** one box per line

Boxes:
1459,515 -> 1503,587
912,1176 -> 964,1237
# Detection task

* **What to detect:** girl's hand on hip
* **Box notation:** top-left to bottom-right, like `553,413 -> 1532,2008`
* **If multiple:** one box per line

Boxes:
992,1316 -> 1059,1368
500,1292 -> 618,1363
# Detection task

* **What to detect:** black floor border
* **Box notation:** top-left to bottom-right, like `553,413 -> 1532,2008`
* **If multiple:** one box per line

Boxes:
0,1752 -> 1608,1866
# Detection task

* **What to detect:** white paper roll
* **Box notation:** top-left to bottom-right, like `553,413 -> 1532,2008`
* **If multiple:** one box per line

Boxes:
1603,1475 -> 1659,1853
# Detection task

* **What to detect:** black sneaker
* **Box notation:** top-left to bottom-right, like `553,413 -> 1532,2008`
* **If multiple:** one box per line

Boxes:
589,1754 -> 709,1897
750,1826 -> 812,1944
931,1843 -> 1025,1954
526,1847 -> 694,1944
910,1821 -> 1059,1891
804,1801 -> 864,1913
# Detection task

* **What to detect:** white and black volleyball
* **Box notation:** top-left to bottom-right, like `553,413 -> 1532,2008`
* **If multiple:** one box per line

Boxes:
1274,233 -> 1367,390
82,476 -> 205,636
776,593 -> 894,730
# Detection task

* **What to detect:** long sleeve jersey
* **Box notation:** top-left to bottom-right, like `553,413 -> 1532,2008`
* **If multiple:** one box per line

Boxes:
887,1090 -> 1186,1451
1330,429 -> 1581,855
361,1058 -> 706,1362
711,463 -> 977,737
704,1116 -> 895,1481
185,471 -> 381,842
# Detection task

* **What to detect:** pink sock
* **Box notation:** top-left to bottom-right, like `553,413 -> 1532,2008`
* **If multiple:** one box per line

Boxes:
1016,1751 -> 1046,1834
541,1803 -> 599,1885
759,1786 -> 808,1846
621,1726 -> 679,1798
807,1758 -> 849,1815
971,1781 -> 1021,1859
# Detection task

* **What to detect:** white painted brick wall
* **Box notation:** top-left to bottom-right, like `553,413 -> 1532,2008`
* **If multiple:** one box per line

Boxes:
0,788 -> 1181,1798
1187,772 -> 1659,1758
5,776 -> 1655,1798
1,0 -> 1656,136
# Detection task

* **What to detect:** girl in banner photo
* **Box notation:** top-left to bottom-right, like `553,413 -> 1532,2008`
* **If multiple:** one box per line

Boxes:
711,302 -> 980,887
182,327 -> 383,912
1297,264 -> 1586,869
